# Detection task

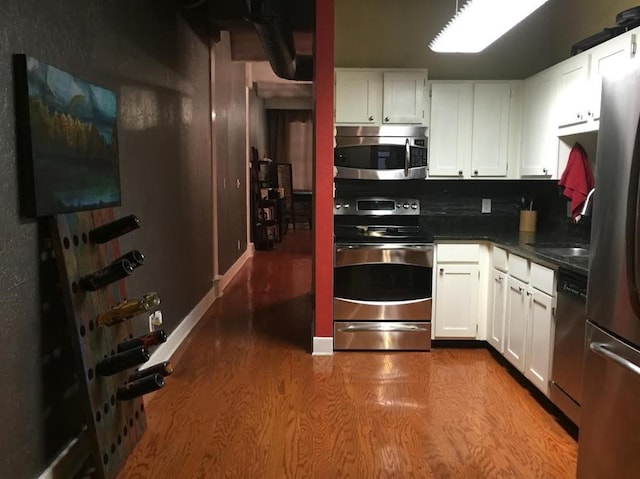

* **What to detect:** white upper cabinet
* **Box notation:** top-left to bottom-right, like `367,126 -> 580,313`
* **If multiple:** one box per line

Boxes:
382,71 -> 427,124
429,81 -> 520,179
521,69 -> 559,178
557,54 -> 591,129
334,69 -> 427,126
334,70 -> 382,124
554,31 -> 636,135
471,83 -> 511,177
429,83 -> 473,177
589,32 -> 635,122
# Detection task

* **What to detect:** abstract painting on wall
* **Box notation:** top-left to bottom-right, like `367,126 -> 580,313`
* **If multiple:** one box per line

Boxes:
14,54 -> 121,217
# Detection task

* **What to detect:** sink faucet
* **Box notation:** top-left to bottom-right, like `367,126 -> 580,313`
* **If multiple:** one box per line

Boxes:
575,188 -> 595,222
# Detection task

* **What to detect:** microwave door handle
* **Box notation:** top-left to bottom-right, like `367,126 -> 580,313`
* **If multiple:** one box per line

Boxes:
404,138 -> 410,177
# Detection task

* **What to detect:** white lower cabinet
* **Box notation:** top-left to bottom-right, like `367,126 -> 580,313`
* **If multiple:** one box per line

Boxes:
497,254 -> 555,396
525,290 -> 554,395
488,268 -> 508,353
434,263 -> 480,338
505,276 -> 528,371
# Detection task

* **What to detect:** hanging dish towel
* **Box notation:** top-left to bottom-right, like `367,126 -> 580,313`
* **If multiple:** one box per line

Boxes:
559,142 -> 595,222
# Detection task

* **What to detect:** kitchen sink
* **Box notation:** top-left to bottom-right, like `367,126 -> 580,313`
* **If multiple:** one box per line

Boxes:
540,247 -> 590,257
525,242 -> 590,258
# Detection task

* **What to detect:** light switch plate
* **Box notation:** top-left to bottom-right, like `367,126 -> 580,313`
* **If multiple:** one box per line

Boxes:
481,198 -> 491,214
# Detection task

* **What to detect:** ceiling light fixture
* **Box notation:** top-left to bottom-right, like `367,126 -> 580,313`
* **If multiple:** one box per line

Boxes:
429,0 -> 550,53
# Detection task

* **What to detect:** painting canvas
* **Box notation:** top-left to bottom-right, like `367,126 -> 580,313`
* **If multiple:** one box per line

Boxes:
14,54 -> 121,217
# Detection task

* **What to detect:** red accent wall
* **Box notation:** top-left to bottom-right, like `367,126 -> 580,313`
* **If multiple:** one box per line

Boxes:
313,0 -> 334,338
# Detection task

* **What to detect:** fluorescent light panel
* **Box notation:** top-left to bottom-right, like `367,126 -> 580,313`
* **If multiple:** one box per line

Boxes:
430,0 -> 550,53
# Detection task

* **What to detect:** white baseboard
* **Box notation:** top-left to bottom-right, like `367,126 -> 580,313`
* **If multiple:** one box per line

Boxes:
147,283 -> 219,367
219,246 -> 253,294
312,336 -> 334,355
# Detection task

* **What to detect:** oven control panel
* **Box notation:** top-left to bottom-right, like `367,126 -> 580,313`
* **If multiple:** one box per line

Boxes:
334,197 -> 420,215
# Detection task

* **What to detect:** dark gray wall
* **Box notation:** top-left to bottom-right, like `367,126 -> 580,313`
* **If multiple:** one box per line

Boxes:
214,32 -> 248,274
0,1 -> 212,477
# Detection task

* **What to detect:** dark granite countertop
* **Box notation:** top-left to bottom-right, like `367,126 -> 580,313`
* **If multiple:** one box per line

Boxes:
433,232 -> 589,277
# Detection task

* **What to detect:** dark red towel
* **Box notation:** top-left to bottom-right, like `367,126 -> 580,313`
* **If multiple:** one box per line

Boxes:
559,143 -> 595,221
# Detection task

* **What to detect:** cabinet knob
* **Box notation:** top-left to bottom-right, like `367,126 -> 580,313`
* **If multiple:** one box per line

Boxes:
587,111 -> 593,117
439,268 -> 444,274
368,115 -> 374,121
577,112 -> 582,119
526,291 -> 532,296
542,168 -> 548,174
384,116 -> 390,122
474,170 -> 478,176
496,276 -> 503,283
458,170 -> 463,176
518,286 -> 524,292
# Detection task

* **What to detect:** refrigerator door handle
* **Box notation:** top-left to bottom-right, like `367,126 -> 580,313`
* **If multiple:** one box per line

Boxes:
626,129 -> 640,316
590,341 -> 640,376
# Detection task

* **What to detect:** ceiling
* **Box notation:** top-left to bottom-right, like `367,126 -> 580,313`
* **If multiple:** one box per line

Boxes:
205,0 -> 315,99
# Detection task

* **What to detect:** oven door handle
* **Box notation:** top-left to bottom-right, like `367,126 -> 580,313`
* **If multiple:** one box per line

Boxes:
337,323 -> 429,333
404,138 -> 410,177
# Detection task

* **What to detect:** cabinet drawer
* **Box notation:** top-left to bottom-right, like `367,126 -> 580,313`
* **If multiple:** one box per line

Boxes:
437,243 -> 480,262
508,254 -> 529,282
530,262 -> 555,295
492,246 -> 508,272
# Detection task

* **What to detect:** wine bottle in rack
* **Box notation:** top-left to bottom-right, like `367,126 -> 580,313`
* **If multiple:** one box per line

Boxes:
96,292 -> 160,327
79,259 -> 134,292
96,346 -> 150,376
129,361 -> 174,382
117,373 -> 165,401
117,329 -> 167,353
112,250 -> 144,269
89,214 -> 140,244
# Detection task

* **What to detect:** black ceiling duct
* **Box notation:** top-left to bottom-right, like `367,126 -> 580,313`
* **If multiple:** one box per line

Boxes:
249,0 -> 313,81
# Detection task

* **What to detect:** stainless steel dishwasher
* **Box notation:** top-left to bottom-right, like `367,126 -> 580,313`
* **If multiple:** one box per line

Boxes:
550,268 -> 588,426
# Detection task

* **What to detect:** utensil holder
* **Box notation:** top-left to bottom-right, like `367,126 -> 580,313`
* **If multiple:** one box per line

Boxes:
519,210 -> 537,232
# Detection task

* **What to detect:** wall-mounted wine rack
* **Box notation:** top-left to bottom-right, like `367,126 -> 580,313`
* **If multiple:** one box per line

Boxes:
50,208 -> 155,479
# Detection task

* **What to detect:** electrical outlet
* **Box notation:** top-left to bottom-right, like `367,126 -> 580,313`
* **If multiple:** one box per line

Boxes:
481,198 -> 491,214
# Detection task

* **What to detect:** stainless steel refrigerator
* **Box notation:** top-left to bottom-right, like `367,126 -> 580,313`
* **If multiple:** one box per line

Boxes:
578,66 -> 640,478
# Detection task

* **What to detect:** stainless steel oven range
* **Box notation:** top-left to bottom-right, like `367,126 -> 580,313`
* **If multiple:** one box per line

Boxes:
333,197 -> 433,351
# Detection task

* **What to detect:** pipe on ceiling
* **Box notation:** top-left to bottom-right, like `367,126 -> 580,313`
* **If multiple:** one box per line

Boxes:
249,0 -> 313,81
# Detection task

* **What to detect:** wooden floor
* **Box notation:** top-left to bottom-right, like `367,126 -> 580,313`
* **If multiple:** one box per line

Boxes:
118,230 -> 577,479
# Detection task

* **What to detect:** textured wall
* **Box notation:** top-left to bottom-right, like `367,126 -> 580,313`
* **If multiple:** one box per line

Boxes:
0,1 -> 212,477
214,32 -> 248,274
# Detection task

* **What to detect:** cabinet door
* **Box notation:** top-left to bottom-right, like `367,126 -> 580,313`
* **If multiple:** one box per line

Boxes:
434,263 -> 479,338
557,54 -> 590,128
429,83 -> 473,177
521,70 -> 559,177
505,276 -> 528,371
590,33 -> 634,122
335,70 -> 382,124
525,289 -> 554,396
471,83 -> 510,177
382,71 -> 427,124
488,269 -> 508,353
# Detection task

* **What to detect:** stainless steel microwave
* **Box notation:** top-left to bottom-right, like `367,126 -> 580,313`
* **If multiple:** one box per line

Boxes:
334,126 -> 428,180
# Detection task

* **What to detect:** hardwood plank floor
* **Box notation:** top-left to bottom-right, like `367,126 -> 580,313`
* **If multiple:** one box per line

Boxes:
118,231 -> 577,478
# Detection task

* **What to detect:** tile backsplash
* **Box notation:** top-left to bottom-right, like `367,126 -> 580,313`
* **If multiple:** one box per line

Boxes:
334,179 -> 591,243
